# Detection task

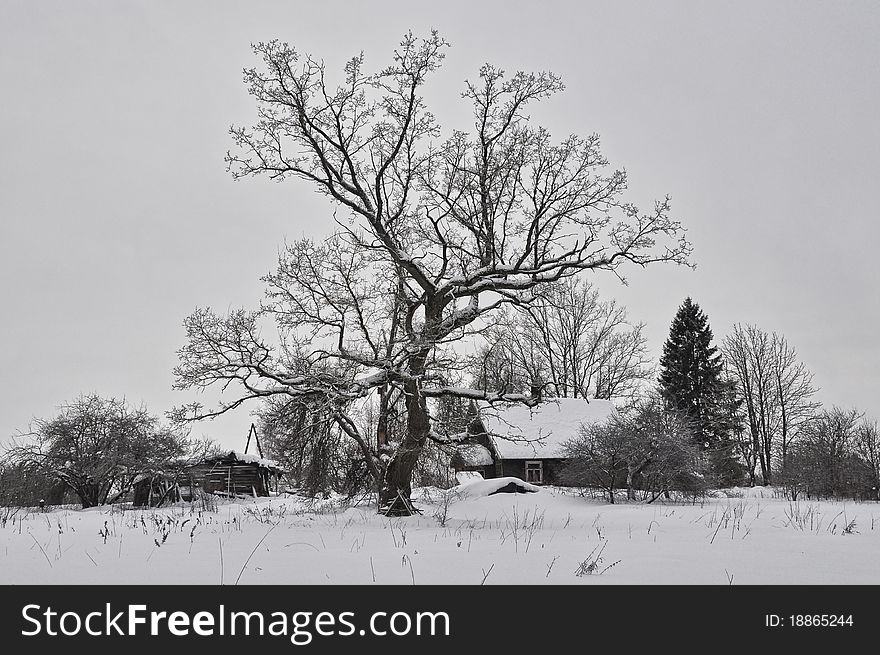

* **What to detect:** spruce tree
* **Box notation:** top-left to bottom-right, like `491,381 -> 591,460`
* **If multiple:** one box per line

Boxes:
658,298 -> 741,483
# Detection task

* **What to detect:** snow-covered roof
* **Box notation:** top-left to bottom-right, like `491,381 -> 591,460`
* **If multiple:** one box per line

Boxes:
206,450 -> 282,471
230,450 -> 279,468
479,398 -> 617,459
455,443 -> 494,467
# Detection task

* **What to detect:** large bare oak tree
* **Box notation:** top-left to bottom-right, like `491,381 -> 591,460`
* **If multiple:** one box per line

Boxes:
173,32 -> 691,508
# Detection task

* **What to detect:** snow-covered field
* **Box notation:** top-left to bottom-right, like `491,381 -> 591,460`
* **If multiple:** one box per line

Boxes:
2,480 -> 877,585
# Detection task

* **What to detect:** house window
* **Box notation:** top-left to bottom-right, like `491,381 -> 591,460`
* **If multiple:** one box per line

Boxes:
525,461 -> 543,484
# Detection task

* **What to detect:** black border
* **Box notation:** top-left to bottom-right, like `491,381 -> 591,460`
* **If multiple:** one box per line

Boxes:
2,584 -> 874,652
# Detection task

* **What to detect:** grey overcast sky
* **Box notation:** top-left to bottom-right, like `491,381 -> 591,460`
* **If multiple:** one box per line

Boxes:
1,1 -> 878,451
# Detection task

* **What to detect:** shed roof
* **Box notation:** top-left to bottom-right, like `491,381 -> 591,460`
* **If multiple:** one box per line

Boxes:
479,398 -> 616,459
203,450 -> 282,472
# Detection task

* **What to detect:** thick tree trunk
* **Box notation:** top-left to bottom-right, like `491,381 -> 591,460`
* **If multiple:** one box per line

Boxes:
378,362 -> 431,512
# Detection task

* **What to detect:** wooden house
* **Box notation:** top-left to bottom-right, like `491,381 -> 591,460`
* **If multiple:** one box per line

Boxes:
452,398 -> 617,485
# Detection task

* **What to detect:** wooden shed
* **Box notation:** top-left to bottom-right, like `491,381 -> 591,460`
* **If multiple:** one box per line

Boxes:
184,451 -> 283,498
132,451 -> 283,506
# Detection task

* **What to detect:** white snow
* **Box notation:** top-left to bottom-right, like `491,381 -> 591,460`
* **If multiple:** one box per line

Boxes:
455,471 -> 484,485
3,486 -> 879,585
455,443 -> 494,466
480,398 -> 616,459
455,477 -> 541,497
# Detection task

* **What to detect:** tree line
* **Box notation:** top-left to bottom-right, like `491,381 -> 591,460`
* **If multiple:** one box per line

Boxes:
560,297 -> 879,502
6,293 -> 872,509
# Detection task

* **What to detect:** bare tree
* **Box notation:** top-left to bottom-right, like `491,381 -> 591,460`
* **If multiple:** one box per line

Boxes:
470,278 -> 652,401
257,396 -> 362,497
561,395 -> 702,503
853,419 -> 880,500
721,324 -> 818,485
560,417 -> 628,503
173,32 -> 691,509
784,407 -> 869,499
8,395 -> 189,508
